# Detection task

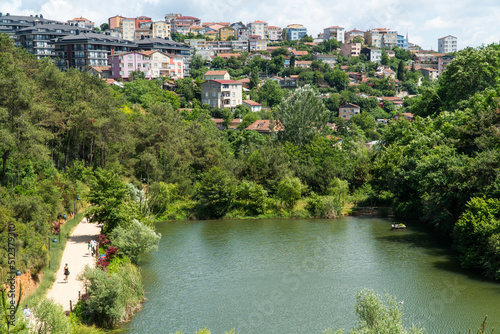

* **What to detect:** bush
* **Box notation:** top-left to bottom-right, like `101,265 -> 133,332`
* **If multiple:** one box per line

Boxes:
276,176 -> 305,210
194,167 -> 235,219
236,180 -> 268,216
32,298 -> 72,334
110,219 -> 161,264
306,193 -> 342,218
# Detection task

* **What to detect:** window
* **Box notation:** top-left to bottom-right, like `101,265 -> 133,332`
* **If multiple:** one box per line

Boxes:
342,115 -> 346,118
232,100 -> 236,105
232,92 -> 235,97
212,92 -> 216,98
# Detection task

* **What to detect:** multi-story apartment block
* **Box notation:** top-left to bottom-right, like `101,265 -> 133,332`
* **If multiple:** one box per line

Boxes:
249,35 -> 267,51
134,27 -> 152,40
133,37 -> 193,77
340,42 -> 361,57
121,18 -> 136,41
339,103 -> 361,119
345,29 -> 364,43
267,26 -> 282,41
152,21 -> 171,39
397,34 -> 408,50
219,26 -> 235,41
312,54 -> 338,67
364,28 -> 397,48
0,13 -> 59,37
109,51 -> 152,80
135,16 -> 151,28
144,50 -> 184,79
361,47 -> 382,63
237,26 -> 250,41
108,15 -> 125,30
52,31 -> 136,71
172,16 -> 201,34
438,35 -> 457,53
438,54 -> 454,75
165,13 -> 182,23
201,80 -> 243,111
248,20 -> 268,39
284,24 -> 307,41
323,26 -> 345,43
15,23 -> 92,60
67,17 -> 94,30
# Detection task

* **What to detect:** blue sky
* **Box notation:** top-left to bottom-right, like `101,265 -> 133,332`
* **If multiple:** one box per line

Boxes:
2,0 -> 499,50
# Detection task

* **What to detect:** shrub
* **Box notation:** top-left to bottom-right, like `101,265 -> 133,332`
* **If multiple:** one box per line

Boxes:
109,220 -> 161,264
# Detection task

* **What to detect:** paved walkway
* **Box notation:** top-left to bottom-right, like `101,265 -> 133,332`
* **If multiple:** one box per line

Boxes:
45,218 -> 102,311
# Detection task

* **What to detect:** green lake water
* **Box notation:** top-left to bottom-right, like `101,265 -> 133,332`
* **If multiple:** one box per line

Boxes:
121,217 -> 500,333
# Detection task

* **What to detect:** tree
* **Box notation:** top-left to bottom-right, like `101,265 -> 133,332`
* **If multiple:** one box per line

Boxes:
290,54 -> 296,68
275,85 -> 329,147
257,80 -> 283,107
250,67 -> 260,90
352,36 -> 364,44
277,176 -> 305,209
380,50 -> 390,65
194,167 -> 235,219
100,23 -> 109,31
236,180 -> 268,215
397,59 -> 407,81
211,56 -> 225,69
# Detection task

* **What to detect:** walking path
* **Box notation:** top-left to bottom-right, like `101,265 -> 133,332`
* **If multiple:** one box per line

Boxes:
45,217 -> 101,311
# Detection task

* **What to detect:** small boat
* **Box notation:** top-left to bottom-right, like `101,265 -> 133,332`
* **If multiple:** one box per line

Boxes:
391,223 -> 406,230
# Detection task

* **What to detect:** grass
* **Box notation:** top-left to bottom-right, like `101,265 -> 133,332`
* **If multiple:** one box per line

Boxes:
24,212 -> 87,305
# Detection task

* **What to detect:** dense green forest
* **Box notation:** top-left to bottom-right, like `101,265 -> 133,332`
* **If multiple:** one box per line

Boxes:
1,32 -> 500,331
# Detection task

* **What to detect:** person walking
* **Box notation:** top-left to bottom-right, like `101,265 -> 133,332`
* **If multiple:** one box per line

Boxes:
64,264 -> 70,282
24,304 -> 30,327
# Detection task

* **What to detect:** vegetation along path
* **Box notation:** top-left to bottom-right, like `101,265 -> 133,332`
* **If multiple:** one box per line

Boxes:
45,218 -> 101,311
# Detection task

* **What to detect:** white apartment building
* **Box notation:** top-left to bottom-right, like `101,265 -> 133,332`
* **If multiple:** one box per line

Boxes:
438,35 -> 457,53
364,28 -> 397,48
323,26 -> 345,43
248,20 -> 268,39
201,80 -> 243,111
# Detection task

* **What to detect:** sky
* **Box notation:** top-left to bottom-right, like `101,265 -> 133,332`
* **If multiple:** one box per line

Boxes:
1,0 -> 499,50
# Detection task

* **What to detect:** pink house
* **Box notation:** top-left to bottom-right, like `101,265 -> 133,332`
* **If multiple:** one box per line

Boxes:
109,51 -> 152,81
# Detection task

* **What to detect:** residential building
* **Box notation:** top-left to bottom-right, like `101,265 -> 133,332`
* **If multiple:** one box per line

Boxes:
284,24 -> 307,41
134,26 -> 152,40
397,34 -> 408,50
246,120 -> 282,134
135,16 -> 151,28
438,55 -> 454,75
419,67 -> 439,80
108,15 -> 125,30
323,26 -> 345,43
237,26 -> 250,41
345,29 -> 364,43
67,17 -> 94,30
52,32 -> 136,71
295,60 -> 312,68
15,23 -> 92,60
219,26 -> 235,41
364,28 -> 398,48
204,70 -> 230,81
132,36 -> 193,77
438,35 -> 457,53
249,35 -> 267,51
414,53 -> 443,63
248,20 -> 268,39
172,16 -> 201,34
121,18 -> 136,41
89,66 -> 111,78
108,51 -> 152,80
340,42 -> 361,57
361,47 -> 382,63
393,112 -> 414,121
268,26 -> 282,41
0,13 -> 59,37
165,13 -> 182,23
152,21 -> 170,39
201,80 -> 243,111
243,100 -> 262,112
205,30 -> 218,40
312,54 -> 338,67
339,103 -> 361,119
145,50 -> 184,79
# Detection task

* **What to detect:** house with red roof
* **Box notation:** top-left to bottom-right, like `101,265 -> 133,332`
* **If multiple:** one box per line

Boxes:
243,100 -> 262,112
204,70 -> 230,81
201,80 -> 243,111
339,103 -> 361,119
246,120 -> 283,134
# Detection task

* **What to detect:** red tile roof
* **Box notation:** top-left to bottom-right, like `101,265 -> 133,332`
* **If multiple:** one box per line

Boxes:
326,26 -> 344,29
205,70 -> 229,76
243,100 -> 261,106
246,120 -> 283,132
211,80 -> 242,84
252,20 -> 267,24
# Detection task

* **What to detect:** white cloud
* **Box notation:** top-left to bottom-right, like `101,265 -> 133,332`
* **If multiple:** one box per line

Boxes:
7,0 -> 500,48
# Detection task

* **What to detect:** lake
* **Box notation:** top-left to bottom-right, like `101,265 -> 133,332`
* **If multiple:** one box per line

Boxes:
121,217 -> 500,333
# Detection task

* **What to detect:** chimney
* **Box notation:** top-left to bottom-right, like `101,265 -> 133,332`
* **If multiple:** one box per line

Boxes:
6,13 -> 10,16
76,29 -> 80,35
141,35 -> 145,40
40,14 -> 43,18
